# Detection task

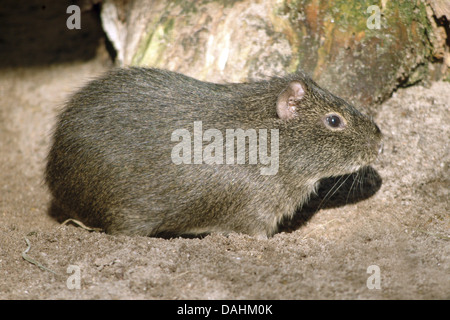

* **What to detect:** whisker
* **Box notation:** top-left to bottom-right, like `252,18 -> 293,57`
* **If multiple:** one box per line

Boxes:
315,173 -> 352,213
346,171 -> 359,204
360,166 -> 368,195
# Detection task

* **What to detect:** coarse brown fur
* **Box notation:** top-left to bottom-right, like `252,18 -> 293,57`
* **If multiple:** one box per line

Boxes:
45,67 -> 382,237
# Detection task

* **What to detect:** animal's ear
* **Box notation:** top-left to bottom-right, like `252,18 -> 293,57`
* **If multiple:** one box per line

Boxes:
276,81 -> 306,120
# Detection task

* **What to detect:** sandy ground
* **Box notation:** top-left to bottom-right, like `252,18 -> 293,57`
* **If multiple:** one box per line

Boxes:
0,50 -> 449,299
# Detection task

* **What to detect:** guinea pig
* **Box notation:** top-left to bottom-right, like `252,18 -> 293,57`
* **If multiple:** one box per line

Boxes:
45,67 -> 382,237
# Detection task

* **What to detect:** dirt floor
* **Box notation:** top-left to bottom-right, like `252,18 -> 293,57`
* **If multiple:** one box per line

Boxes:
0,45 -> 449,299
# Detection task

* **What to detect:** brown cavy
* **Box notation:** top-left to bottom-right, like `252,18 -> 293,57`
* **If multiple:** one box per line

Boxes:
45,67 -> 382,237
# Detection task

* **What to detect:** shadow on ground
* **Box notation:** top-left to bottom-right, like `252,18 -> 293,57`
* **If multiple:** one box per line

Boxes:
279,166 -> 382,232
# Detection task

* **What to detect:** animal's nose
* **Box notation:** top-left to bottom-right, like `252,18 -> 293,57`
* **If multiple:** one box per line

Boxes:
368,138 -> 383,156
377,141 -> 384,155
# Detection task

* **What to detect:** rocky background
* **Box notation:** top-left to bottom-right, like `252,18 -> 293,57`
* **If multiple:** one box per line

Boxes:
100,0 -> 449,111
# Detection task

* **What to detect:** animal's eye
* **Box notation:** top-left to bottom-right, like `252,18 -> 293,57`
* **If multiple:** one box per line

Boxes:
324,113 -> 346,130
327,115 -> 341,127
